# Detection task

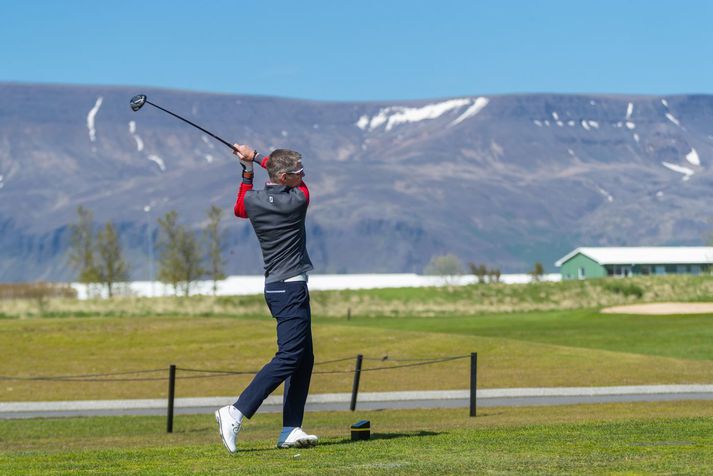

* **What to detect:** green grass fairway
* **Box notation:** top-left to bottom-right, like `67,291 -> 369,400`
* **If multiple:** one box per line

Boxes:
344,308 -> 713,360
2,314 -> 713,401
2,402 -> 713,475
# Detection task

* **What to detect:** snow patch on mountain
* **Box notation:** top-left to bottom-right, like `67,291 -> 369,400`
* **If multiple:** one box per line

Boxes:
356,116 -> 370,129
660,99 -> 683,127
450,97 -> 489,126
665,113 -> 681,127
626,102 -> 634,120
685,148 -> 700,166
596,185 -> 614,202
128,121 -> 144,152
148,154 -> 166,171
662,161 -> 694,180
87,97 -> 103,142
356,98 -> 475,131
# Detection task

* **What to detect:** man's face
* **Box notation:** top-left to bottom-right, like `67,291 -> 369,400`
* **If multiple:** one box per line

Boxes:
280,161 -> 304,188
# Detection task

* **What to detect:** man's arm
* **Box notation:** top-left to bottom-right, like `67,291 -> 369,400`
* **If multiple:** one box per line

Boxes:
296,181 -> 310,205
234,181 -> 252,218
233,144 -> 258,218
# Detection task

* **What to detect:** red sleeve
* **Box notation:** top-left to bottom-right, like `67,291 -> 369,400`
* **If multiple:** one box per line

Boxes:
234,182 -> 253,218
259,156 -> 269,169
297,181 -> 309,205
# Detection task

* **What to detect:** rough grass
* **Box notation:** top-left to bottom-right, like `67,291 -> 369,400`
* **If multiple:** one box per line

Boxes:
4,275 -> 713,319
2,402 -> 713,475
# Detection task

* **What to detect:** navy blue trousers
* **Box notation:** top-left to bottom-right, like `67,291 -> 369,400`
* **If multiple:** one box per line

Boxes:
235,281 -> 314,427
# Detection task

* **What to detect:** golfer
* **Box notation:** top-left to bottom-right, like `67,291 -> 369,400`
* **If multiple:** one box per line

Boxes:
215,144 -> 317,453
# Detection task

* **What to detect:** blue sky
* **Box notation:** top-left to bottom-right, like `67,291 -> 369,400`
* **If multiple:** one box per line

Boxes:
2,0 -> 712,101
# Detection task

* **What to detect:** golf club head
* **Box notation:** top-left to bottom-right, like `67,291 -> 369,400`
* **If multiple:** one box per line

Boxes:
130,94 -> 147,112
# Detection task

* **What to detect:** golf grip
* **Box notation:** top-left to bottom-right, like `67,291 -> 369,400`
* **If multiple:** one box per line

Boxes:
146,100 -> 235,150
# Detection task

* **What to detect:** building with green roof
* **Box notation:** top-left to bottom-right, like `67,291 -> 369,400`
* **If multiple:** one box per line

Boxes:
555,247 -> 713,280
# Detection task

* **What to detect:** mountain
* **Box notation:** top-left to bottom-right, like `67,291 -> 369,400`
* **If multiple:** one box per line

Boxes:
1,82 -> 712,282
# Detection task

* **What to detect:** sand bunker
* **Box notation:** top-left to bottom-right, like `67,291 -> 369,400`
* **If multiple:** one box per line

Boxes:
601,302 -> 713,315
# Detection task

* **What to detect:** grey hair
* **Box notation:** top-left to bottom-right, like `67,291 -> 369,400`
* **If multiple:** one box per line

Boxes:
267,149 -> 302,182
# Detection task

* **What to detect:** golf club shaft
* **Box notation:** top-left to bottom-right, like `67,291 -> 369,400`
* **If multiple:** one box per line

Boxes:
145,100 -> 235,150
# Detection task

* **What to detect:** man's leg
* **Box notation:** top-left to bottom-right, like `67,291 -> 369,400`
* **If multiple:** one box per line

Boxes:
282,322 -> 313,427
234,282 -> 311,419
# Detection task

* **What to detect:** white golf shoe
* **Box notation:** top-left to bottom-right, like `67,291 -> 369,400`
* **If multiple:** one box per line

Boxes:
277,427 -> 319,448
215,405 -> 242,453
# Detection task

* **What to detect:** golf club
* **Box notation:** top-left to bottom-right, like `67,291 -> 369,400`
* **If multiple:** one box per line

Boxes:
130,94 -> 235,150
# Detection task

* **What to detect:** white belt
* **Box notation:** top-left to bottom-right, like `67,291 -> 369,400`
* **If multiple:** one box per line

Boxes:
283,273 -> 308,283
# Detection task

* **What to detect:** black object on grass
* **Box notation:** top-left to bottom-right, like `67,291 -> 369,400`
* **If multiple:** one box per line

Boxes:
351,420 -> 370,441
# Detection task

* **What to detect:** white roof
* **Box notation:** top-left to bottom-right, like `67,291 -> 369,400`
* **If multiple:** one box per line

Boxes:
555,247 -> 713,267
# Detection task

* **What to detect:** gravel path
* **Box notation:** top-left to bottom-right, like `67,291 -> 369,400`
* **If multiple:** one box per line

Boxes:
2,385 -> 713,419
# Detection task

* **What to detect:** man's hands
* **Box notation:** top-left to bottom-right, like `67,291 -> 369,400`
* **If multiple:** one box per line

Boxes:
233,144 -> 257,173
233,144 -> 257,162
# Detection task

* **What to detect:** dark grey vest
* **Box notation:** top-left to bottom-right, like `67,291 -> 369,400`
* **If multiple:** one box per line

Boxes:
244,184 -> 313,283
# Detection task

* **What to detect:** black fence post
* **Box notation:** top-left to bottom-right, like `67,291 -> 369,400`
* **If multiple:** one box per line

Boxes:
350,354 -> 363,411
167,364 -> 176,433
469,353 -> 477,417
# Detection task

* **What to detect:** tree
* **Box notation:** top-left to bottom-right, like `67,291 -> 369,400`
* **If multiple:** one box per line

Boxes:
95,222 -> 129,298
176,227 -> 205,297
424,254 -> 463,284
205,205 -> 226,295
530,261 -> 545,282
468,262 -> 488,284
489,267 -> 501,283
67,206 -> 99,286
157,210 -> 205,297
157,211 -> 182,295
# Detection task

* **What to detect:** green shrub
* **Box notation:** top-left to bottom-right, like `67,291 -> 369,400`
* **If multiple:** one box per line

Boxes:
602,280 -> 644,298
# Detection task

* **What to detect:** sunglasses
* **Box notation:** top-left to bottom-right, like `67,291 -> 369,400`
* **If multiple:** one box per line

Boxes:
285,167 -> 304,175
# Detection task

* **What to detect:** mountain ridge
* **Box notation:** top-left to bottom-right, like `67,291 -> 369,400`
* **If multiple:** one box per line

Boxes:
1,82 -> 711,282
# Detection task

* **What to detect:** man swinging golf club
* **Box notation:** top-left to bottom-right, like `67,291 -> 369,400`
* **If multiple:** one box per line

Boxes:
215,144 -> 317,453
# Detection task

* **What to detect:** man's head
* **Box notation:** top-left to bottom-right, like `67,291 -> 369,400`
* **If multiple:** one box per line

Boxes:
268,149 -> 304,187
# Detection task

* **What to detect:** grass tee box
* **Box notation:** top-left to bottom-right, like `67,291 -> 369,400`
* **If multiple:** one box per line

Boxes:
1,403 -> 713,475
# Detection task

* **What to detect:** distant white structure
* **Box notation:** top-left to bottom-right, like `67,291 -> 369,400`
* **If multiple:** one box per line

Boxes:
72,273 -> 561,299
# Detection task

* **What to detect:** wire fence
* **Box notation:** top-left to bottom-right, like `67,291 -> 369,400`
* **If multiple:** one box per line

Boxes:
0,354 -> 471,382
1,352 -> 479,431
